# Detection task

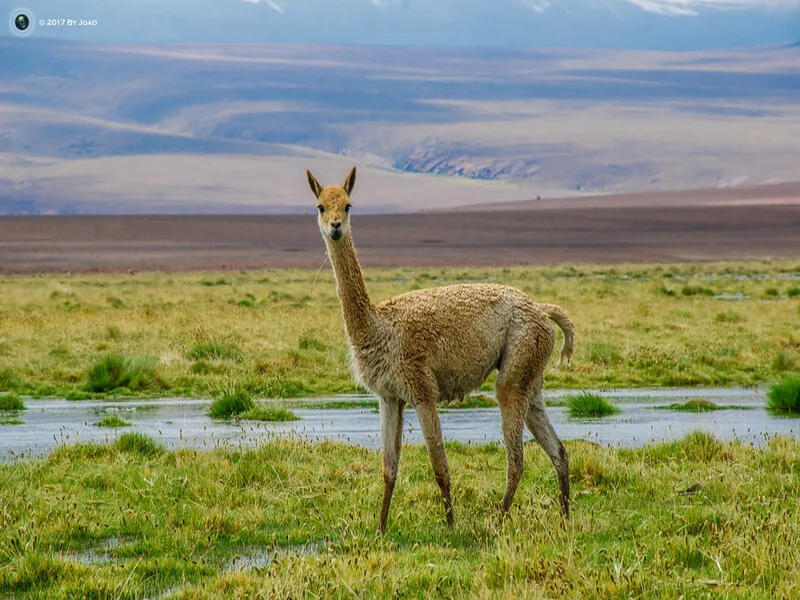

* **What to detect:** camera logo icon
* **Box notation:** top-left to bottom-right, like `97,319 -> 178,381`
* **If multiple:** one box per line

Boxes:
9,9 -> 34,36
14,13 -> 30,30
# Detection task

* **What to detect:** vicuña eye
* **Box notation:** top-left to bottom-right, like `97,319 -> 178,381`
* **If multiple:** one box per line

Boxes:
317,205 -> 325,214
344,204 -> 351,213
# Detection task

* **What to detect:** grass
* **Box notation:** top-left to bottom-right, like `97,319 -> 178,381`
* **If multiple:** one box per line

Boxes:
239,405 -> 299,422
0,261 -> 799,399
0,392 -> 25,424
441,394 -> 498,409
86,354 -> 166,394
93,415 -> 131,428
112,432 -> 164,457
0,393 -> 25,411
187,341 -> 242,363
586,342 -> 622,365
772,349 -> 798,373
766,376 -> 800,414
0,433 -> 798,598
298,399 -> 380,410
713,309 -> 743,323
681,285 -> 715,297
208,385 -> 254,419
665,398 -> 721,412
652,398 -> 753,412
565,391 -> 621,418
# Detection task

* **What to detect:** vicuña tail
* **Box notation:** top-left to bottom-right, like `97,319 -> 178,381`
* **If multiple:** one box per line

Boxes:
539,303 -> 574,368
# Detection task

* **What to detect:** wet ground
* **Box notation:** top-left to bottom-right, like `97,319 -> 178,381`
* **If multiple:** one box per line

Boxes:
2,388 -> 797,460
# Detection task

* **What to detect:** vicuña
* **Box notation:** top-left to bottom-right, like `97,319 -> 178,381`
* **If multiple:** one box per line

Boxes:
307,166 -> 575,533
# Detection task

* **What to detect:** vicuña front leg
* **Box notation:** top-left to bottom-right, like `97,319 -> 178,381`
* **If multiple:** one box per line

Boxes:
414,400 -> 454,527
378,397 -> 405,534
496,385 -> 527,514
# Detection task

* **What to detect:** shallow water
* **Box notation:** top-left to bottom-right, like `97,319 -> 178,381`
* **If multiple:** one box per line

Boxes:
1,388 -> 797,460
228,542 -> 325,572
56,537 -> 136,565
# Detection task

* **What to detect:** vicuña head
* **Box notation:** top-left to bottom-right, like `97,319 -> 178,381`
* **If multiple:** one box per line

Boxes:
307,166 -> 356,243
305,166 -> 574,535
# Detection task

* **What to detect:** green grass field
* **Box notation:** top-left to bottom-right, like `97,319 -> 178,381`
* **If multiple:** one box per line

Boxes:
0,261 -> 798,402
1,432 -> 798,598
2,260 -> 799,598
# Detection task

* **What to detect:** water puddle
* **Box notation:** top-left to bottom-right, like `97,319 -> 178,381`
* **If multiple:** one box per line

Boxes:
1,388 -> 797,460
228,541 -> 325,572
56,536 -> 136,565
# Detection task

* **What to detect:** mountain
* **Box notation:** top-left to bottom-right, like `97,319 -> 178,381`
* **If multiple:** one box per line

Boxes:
1,39 -> 799,214
2,0 -> 799,50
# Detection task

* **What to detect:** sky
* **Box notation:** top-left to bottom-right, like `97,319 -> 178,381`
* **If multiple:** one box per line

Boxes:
3,0 -> 800,49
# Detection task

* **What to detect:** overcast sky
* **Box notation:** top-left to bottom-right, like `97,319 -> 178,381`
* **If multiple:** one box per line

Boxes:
4,0 -> 800,48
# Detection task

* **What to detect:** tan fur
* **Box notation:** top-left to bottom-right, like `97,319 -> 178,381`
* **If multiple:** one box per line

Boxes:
307,166 -> 573,533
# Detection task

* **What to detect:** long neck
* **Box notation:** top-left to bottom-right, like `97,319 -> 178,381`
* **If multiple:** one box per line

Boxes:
326,233 -> 377,345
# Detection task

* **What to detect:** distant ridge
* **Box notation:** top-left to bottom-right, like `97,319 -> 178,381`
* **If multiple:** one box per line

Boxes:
450,182 -> 800,213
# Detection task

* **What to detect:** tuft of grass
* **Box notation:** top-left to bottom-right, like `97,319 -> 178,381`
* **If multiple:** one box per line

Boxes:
566,391 -> 621,418
298,334 -> 327,352
106,325 -> 122,341
200,278 -> 231,286
64,389 -> 95,401
772,350 -> 798,373
586,342 -> 621,365
0,393 -> 25,411
297,399 -> 377,410
106,296 -> 124,308
654,399 -> 752,412
239,404 -> 299,422
764,287 -> 780,298
188,340 -> 242,362
767,376 -> 800,414
0,416 -> 24,425
190,360 -> 230,376
675,430 -> 727,462
441,394 -> 497,409
94,415 -> 131,428
714,310 -> 743,323
86,354 -> 165,393
208,384 -> 254,418
49,344 -> 72,358
665,398 -> 719,412
0,368 -> 20,391
788,286 -> 800,298
113,432 -> 164,457
251,377 -> 311,399
656,285 -> 677,297
681,285 -> 715,297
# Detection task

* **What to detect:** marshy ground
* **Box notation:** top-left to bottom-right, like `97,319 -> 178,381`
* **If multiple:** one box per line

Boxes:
1,259 -> 799,598
1,433 -> 799,598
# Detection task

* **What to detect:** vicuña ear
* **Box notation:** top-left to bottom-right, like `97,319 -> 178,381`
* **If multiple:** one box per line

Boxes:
307,169 -> 323,199
342,165 -> 356,196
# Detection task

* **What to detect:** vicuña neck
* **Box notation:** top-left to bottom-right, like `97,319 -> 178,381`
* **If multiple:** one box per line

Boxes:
326,233 -> 377,345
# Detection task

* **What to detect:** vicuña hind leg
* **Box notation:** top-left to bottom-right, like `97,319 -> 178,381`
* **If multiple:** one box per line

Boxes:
378,396 -> 405,534
495,383 -> 528,513
414,399 -> 454,527
525,375 -> 570,518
